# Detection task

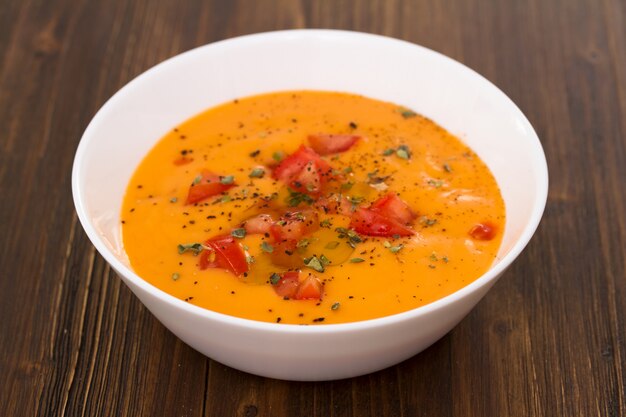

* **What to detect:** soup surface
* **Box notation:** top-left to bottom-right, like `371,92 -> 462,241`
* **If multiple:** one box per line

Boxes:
122,91 -> 505,324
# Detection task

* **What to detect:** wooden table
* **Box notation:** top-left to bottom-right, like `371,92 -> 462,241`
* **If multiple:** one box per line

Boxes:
2,0 -> 625,415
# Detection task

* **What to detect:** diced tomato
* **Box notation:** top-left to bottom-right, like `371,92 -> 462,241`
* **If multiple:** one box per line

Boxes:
308,134 -> 360,155
294,275 -> 323,300
198,235 -> 248,276
173,156 -> 194,166
269,240 -> 302,268
270,210 -> 319,242
273,271 -> 301,298
469,222 -> 497,240
315,194 -> 353,216
370,192 -> 416,225
350,207 -> 414,237
186,170 -> 236,204
272,145 -> 332,193
244,214 -> 274,235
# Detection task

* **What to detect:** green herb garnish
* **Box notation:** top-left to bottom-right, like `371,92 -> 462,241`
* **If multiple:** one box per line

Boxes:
220,175 -> 234,185
270,273 -> 281,285
246,255 -> 255,264
398,108 -> 417,118
287,189 -> 315,207
260,241 -> 274,253
231,228 -> 246,238
192,175 -> 202,185
382,148 -> 395,156
169,197 -> 178,203
349,257 -> 365,263
171,273 -> 180,281
331,302 -> 341,311
304,256 -> 325,272
177,243 -> 204,255
272,151 -> 284,162
320,219 -> 332,228
249,168 -> 265,178
325,241 -> 340,249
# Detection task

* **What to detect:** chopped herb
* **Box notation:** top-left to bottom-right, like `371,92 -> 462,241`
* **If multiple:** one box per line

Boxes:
325,241 -> 340,249
169,197 -> 178,203
383,241 -> 392,248
348,195 -> 364,205
341,181 -> 354,191
272,151 -> 284,162
429,253 -> 438,262
220,175 -> 235,185
220,194 -> 231,203
287,189 -> 315,207
304,256 -> 325,272
419,216 -> 438,227
249,168 -> 265,178
231,228 -> 246,238
382,148 -> 395,156
192,175 -> 202,185
399,108 -> 417,118
386,242 -> 403,253
246,255 -> 255,264
343,166 -> 353,174
261,241 -> 274,253
442,256 -> 449,263
331,302 -> 341,311
296,238 -> 311,249
270,273 -> 281,285
171,273 -> 180,281
349,257 -> 365,263
320,219 -> 332,228
443,163 -> 452,172
336,227 -> 362,247
396,146 -> 411,160
177,243 -> 204,255
320,254 -> 331,267
428,179 -> 444,188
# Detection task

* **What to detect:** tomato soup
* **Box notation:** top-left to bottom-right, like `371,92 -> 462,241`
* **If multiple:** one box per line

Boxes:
122,91 -> 505,324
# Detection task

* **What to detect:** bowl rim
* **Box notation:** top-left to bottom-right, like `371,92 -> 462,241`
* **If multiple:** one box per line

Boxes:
72,28 -> 549,334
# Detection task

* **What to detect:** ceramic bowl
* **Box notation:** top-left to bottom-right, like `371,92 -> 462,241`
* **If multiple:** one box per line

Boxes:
72,29 -> 548,381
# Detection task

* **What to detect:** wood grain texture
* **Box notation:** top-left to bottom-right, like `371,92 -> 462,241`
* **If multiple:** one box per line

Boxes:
0,0 -> 624,415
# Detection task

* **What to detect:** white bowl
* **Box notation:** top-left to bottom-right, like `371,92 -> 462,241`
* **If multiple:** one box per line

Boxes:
72,29 -> 548,381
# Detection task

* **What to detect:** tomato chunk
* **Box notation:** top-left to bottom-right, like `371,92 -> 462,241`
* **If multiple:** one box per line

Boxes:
272,145 -> 332,193
294,275 -> 323,300
469,222 -> 497,240
315,194 -> 353,216
198,235 -> 248,276
243,214 -> 274,235
370,192 -> 416,225
186,170 -> 236,204
273,271 -> 300,298
308,134 -> 360,155
270,210 -> 319,242
350,207 -> 414,237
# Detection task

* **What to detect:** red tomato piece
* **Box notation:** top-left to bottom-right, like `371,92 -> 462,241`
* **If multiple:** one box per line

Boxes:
308,134 -> 360,155
469,222 -> 497,241
244,214 -> 274,235
269,240 -> 302,268
294,275 -> 323,300
270,210 -> 319,242
186,170 -> 236,204
273,271 -> 301,298
350,207 -> 414,237
315,194 -> 353,216
198,235 -> 248,276
370,192 -> 416,225
272,145 -> 332,193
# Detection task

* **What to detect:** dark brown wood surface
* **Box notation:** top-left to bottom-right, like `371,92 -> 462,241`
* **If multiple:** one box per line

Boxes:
1,0 -> 625,415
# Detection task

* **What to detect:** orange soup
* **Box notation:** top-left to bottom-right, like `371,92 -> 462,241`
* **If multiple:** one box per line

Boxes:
122,91 -> 505,324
